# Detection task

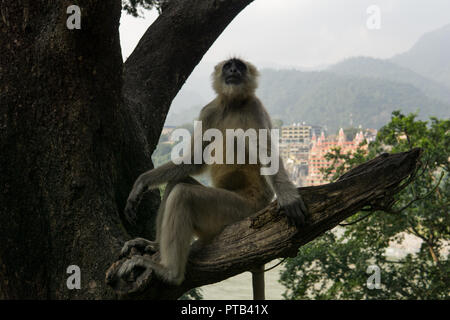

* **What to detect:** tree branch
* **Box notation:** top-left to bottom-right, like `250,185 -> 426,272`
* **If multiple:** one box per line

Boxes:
106,148 -> 422,299
118,0 -> 254,237
122,0 -> 255,151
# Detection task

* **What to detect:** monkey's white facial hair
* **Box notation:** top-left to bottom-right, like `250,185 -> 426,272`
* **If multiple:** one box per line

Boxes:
211,58 -> 260,100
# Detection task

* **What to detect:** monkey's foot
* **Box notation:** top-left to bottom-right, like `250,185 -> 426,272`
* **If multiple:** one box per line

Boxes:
120,238 -> 159,259
106,254 -> 155,296
117,255 -> 184,286
116,254 -> 184,287
118,255 -> 152,277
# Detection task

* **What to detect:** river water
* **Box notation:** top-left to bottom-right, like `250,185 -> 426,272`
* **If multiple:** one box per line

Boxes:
200,260 -> 286,300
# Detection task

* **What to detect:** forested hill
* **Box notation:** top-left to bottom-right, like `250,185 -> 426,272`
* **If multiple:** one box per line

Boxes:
165,24 -> 450,132
256,69 -> 449,133
165,68 -> 450,133
329,57 -> 450,105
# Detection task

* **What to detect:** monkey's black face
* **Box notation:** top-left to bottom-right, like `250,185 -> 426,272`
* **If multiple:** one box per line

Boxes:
222,59 -> 247,85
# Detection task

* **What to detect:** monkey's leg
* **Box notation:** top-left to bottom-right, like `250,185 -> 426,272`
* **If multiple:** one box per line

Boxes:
186,185 -> 255,239
119,183 -> 253,285
156,183 -> 196,285
118,183 -> 196,286
158,183 -> 254,285
120,177 -> 203,258
156,177 -> 202,243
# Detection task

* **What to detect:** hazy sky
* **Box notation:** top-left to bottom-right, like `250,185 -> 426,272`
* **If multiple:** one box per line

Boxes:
119,0 -> 450,69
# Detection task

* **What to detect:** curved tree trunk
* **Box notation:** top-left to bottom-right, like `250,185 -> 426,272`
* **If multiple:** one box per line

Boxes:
0,0 -> 253,299
0,0 -> 127,299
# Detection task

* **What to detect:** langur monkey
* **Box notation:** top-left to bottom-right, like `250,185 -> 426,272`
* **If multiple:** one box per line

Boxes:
118,58 -> 308,286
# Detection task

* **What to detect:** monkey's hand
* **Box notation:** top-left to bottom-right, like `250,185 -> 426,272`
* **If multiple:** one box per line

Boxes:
277,193 -> 309,228
120,238 -> 159,258
124,181 -> 146,224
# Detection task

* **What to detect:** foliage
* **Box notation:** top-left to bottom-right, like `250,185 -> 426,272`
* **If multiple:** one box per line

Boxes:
280,111 -> 449,299
152,138 -> 172,167
122,0 -> 167,16
319,140 -> 368,183
341,127 -> 360,141
179,288 -> 204,300
152,123 -> 195,167
272,118 -> 284,129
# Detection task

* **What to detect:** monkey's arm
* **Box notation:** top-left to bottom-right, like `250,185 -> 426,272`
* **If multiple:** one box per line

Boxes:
264,158 -> 309,227
258,120 -> 309,227
125,110 -> 211,223
125,157 -> 204,223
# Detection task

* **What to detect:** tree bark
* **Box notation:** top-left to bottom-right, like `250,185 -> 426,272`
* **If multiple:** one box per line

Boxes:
0,0 -> 253,299
0,0 -> 128,299
106,148 -> 422,300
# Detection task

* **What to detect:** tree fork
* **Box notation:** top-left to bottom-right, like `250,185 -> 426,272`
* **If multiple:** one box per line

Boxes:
0,0 -> 254,299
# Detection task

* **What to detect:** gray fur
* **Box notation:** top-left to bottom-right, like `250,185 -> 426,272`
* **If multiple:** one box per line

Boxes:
119,58 -> 308,285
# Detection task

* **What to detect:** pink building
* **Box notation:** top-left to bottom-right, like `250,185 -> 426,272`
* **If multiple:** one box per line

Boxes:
305,129 -> 367,186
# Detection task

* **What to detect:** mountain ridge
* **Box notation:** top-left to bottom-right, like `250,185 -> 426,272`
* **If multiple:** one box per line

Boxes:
165,23 -> 450,131
391,23 -> 450,88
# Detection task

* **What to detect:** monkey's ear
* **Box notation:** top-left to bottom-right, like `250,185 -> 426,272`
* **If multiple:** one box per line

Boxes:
246,61 -> 260,79
211,60 -> 226,94
211,61 -> 222,80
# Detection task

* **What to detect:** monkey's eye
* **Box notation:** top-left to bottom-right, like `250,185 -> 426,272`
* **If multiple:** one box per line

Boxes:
235,60 -> 247,71
223,62 -> 232,69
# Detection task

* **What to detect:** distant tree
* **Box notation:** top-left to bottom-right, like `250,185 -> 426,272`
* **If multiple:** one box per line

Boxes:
160,134 -> 169,143
122,0 -> 167,16
272,118 -> 284,129
179,288 -> 204,300
280,111 -> 449,299
341,127 -> 360,141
